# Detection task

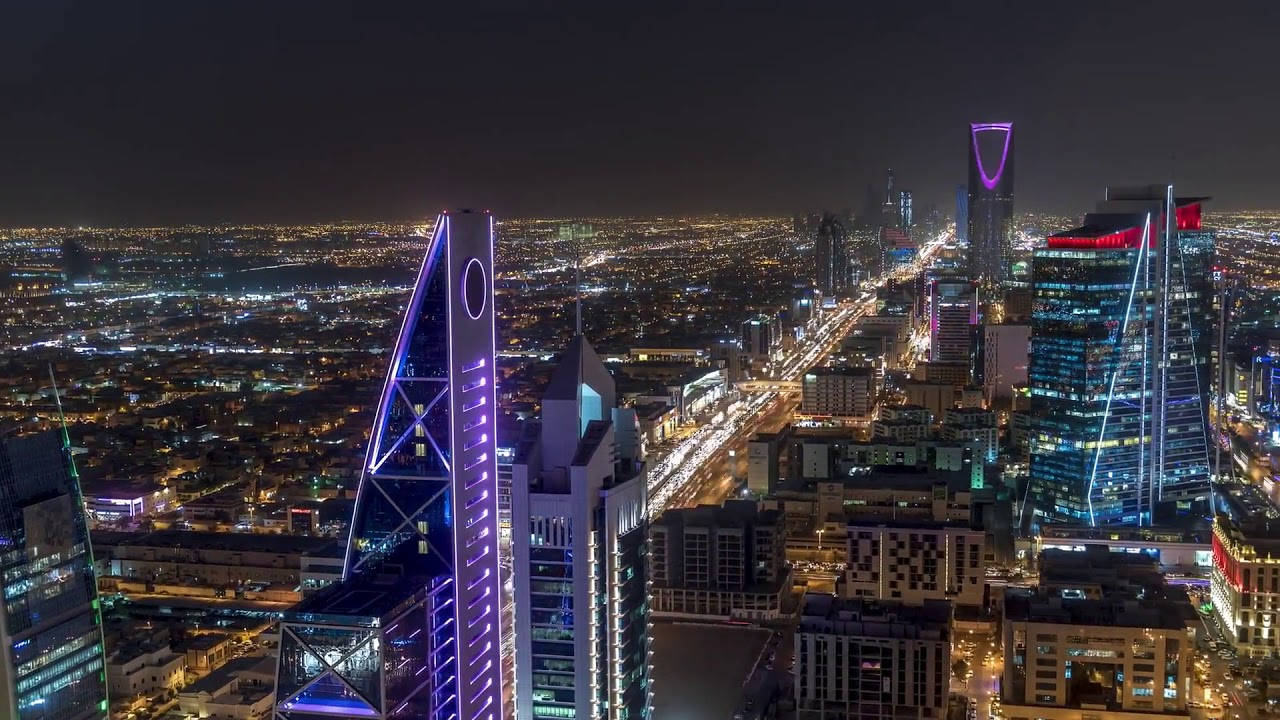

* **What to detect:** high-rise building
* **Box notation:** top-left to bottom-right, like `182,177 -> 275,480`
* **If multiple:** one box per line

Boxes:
1028,188 -> 1214,526
0,430 -> 108,720
929,276 -> 976,364
955,185 -> 968,244
899,190 -> 913,231
510,334 -> 650,720
801,366 -> 874,418
814,212 -> 850,295
981,323 -> 1030,405
741,314 -> 779,367
882,168 -> 899,229
794,595 -> 951,720
966,122 -> 1014,290
274,210 -> 504,720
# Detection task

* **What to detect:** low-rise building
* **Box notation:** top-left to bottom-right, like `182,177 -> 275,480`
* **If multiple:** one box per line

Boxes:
940,407 -> 998,462
1002,548 -> 1196,720
871,405 -> 932,443
650,499 -> 788,620
177,655 -> 275,720
842,520 -> 986,607
795,594 -> 951,720
107,641 -> 186,702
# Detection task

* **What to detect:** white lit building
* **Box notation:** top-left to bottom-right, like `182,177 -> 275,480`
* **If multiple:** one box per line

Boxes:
511,335 -> 651,720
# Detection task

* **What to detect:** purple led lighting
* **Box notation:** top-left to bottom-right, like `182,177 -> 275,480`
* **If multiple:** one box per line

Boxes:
344,213 -> 448,578
970,122 -> 1012,191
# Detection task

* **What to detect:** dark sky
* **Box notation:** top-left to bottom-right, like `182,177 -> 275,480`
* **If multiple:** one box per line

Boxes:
2,0 -> 1278,226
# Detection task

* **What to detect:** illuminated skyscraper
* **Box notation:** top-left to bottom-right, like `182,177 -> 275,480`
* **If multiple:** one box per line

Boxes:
813,212 -> 849,295
511,334 -> 650,720
1028,188 -> 1214,526
899,190 -> 913,231
0,429 -> 107,720
966,122 -> 1014,290
275,210 -> 504,720
955,185 -> 968,244
929,276 -> 976,364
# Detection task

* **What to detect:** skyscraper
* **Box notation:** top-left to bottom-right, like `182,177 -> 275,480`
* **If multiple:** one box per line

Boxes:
882,168 -> 899,229
275,210 -> 504,720
1028,188 -> 1214,526
813,212 -> 849,295
0,429 -> 108,720
955,185 -> 968,244
966,122 -> 1014,290
899,189 -> 913,231
511,334 -> 650,720
929,276 -> 976,364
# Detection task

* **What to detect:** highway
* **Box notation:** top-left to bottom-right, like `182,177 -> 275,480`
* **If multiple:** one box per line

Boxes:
645,230 -> 950,516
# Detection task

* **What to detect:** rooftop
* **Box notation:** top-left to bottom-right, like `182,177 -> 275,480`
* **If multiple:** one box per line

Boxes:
1004,547 -> 1194,631
94,529 -> 337,555
799,594 -> 950,639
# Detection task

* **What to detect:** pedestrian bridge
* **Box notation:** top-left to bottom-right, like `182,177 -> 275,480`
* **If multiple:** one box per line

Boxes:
736,380 -> 802,393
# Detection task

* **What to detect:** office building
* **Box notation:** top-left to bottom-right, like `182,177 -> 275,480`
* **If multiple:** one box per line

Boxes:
0,430 -> 108,720
1028,188 -> 1214,526
794,595 -> 950,720
1210,484 -> 1280,659
899,190 -> 913,231
814,212 -> 851,295
649,500 -> 788,620
801,366 -> 874,418
882,169 -> 900,229
955,185 -> 968,244
982,324 -> 1031,404
274,211 -> 504,720
929,276 -> 976,364
842,521 -> 986,607
1001,548 -> 1194,720
511,334 -> 650,720
967,122 -> 1015,290
742,314 -> 779,367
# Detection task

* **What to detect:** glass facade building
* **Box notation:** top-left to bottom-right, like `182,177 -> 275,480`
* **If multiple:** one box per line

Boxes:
966,122 -> 1015,291
0,430 -> 108,720
275,210 -> 504,720
511,335 -> 651,720
1028,189 -> 1214,526
814,212 -> 850,295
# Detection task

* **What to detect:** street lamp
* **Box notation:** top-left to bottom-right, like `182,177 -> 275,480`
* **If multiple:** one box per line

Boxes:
816,528 -> 824,552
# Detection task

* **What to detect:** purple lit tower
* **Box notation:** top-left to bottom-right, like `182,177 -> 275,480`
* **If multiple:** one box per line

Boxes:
274,210 -> 504,720
966,122 -> 1014,290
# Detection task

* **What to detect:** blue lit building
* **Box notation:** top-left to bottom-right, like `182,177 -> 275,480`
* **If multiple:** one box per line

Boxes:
0,430 -> 108,720
955,185 -> 968,244
274,210 -> 504,720
1028,188 -> 1214,527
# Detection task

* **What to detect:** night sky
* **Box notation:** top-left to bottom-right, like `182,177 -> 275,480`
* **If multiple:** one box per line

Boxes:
3,0 -> 1278,226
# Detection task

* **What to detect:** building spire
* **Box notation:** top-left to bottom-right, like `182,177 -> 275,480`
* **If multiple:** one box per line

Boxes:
575,244 -> 582,336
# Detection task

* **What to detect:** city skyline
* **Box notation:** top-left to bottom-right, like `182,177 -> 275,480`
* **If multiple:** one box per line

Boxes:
9,4 -> 1280,720
5,1 -> 1280,226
